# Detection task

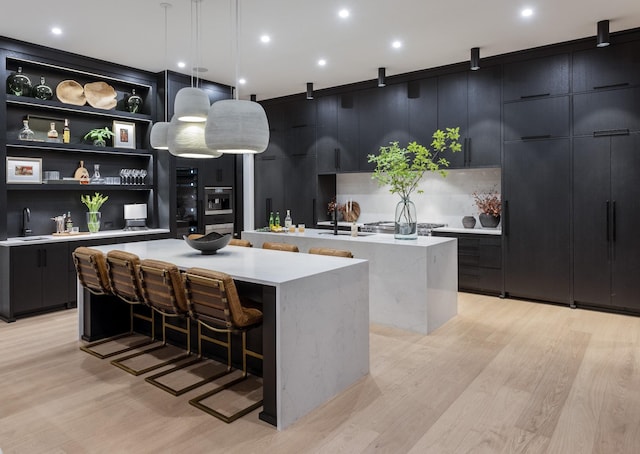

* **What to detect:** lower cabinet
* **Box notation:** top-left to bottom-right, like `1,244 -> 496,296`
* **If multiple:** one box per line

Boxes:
10,242 -> 73,317
432,231 -> 502,295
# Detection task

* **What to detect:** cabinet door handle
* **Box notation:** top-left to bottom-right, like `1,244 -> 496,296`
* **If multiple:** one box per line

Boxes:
334,148 -> 341,170
466,138 -> 471,166
593,129 -> 630,137
312,198 -> 317,225
612,201 -> 617,242
521,134 -> 552,141
593,82 -> 629,90
503,200 -> 509,237
606,200 -> 611,242
520,93 -> 550,99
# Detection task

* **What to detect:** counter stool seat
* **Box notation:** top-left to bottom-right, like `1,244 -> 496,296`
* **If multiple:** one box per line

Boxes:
229,238 -> 252,247
308,247 -> 354,258
262,242 -> 299,252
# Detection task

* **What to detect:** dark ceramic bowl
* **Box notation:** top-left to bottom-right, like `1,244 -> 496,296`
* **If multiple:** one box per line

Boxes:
183,232 -> 232,255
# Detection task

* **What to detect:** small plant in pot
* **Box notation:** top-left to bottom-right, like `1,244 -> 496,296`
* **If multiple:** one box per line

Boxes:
473,188 -> 501,228
83,127 -> 114,147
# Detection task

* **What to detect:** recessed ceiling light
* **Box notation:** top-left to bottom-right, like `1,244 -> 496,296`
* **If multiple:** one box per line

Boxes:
177,61 -> 186,68
521,7 -> 533,17
51,27 -> 62,35
260,34 -> 270,43
238,78 -> 247,85
338,9 -> 350,19
392,40 -> 402,49
318,59 -> 327,66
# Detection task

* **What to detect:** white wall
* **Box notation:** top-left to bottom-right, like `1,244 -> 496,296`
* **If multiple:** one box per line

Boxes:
336,167 -> 501,227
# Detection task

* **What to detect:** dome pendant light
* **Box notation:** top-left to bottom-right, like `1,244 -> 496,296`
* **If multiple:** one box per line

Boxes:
150,121 -> 170,149
168,116 -> 222,158
205,0 -> 270,154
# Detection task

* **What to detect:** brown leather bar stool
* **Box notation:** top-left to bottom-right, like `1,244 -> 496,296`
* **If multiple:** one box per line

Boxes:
183,267 -> 263,423
308,247 -> 354,258
73,247 -> 154,359
262,241 -> 299,252
229,238 -> 252,247
111,258 -> 195,377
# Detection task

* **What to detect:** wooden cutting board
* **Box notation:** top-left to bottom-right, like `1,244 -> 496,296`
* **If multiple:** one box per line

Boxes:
74,160 -> 90,181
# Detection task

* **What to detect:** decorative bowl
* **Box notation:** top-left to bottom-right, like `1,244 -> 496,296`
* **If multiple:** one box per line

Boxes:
183,232 -> 231,255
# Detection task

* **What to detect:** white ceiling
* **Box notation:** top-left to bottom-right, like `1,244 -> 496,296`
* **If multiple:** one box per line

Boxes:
2,0 -> 640,100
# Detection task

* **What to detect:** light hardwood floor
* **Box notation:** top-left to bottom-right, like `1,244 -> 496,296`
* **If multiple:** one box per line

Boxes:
2,293 -> 640,453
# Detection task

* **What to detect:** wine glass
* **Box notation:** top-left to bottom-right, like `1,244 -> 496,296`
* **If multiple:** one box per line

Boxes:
140,169 -> 147,185
131,169 -> 141,185
119,168 -> 126,185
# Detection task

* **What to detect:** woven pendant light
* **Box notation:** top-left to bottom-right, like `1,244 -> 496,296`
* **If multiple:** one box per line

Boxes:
168,116 -> 222,158
175,87 -> 210,122
150,121 -> 170,149
205,99 -> 269,154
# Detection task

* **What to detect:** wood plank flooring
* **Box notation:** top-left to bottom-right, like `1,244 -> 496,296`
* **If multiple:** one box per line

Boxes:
2,293 -> 640,453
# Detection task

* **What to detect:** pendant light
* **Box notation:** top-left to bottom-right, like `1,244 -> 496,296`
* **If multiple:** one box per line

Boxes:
597,20 -> 610,47
175,0 -> 209,122
306,82 -> 314,100
150,3 -> 171,150
470,47 -> 480,71
377,67 -> 386,87
205,0 -> 270,154
168,115 -> 222,158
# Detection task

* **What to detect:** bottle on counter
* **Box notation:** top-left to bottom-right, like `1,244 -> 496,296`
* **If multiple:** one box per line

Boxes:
63,119 -> 71,144
275,211 -> 281,228
284,210 -> 292,229
269,211 -> 274,229
351,221 -> 358,237
65,211 -> 73,232
47,122 -> 59,142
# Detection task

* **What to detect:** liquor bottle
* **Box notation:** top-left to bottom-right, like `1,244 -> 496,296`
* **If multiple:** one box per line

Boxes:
269,211 -> 274,229
126,88 -> 143,113
47,122 -> 59,142
65,211 -> 73,232
63,119 -> 70,143
284,210 -> 292,229
33,76 -> 53,100
275,211 -> 281,228
18,119 -> 35,140
7,66 -> 32,96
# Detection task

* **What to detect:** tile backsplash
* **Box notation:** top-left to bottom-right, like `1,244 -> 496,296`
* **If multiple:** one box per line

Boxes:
336,167 -> 501,227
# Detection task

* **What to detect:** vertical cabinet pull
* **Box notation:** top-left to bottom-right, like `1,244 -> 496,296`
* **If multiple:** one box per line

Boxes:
503,200 -> 509,237
466,138 -> 471,166
334,148 -> 341,170
606,201 -> 611,242
612,201 -> 617,242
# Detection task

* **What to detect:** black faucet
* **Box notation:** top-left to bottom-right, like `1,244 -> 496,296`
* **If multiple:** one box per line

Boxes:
333,205 -> 338,235
22,207 -> 32,237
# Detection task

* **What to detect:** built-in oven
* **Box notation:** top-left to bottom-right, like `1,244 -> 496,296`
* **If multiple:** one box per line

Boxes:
204,186 -> 233,215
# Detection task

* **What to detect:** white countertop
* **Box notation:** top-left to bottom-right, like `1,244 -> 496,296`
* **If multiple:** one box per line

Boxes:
91,238 -> 366,286
257,228 -> 456,247
433,226 -> 502,236
0,228 -> 170,246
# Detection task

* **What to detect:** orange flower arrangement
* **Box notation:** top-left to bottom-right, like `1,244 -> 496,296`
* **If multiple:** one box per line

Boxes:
473,189 -> 501,216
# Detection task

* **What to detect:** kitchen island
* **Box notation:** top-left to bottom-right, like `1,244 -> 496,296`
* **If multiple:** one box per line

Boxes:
242,229 -> 458,334
85,239 -> 369,430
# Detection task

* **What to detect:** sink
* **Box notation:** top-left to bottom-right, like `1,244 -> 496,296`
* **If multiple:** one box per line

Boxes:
317,231 -> 374,237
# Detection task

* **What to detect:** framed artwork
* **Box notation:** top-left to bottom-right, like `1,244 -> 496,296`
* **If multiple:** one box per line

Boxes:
6,157 -> 42,184
112,120 -> 136,149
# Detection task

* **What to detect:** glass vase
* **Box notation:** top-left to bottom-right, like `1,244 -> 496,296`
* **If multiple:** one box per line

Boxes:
395,197 -> 417,240
87,211 -> 101,233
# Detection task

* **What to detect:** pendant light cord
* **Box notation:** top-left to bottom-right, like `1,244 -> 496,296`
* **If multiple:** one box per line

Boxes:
234,0 -> 240,100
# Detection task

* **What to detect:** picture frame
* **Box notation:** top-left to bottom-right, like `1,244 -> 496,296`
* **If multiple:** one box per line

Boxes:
112,120 -> 136,149
6,157 -> 42,184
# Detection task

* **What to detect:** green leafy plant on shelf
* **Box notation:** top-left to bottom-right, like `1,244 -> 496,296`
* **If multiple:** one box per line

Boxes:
367,127 -> 462,199
83,127 -> 114,147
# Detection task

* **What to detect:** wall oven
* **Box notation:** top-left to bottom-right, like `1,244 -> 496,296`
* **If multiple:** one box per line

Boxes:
205,186 -> 233,215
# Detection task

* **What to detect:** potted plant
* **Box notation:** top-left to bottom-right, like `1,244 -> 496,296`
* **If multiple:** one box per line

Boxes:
83,127 -> 114,147
367,127 -> 462,239
81,192 -> 109,232
473,188 -> 501,228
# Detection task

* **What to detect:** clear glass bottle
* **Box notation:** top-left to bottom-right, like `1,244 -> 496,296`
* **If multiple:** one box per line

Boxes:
47,122 -> 59,142
284,210 -> 292,229
91,164 -> 104,184
18,119 -> 35,140
33,76 -> 53,100
63,119 -> 70,144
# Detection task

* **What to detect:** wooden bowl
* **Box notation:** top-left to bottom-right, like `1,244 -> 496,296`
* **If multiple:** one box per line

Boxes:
56,80 -> 85,105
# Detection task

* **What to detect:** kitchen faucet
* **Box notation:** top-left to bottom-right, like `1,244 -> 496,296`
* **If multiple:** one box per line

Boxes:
22,207 -> 32,237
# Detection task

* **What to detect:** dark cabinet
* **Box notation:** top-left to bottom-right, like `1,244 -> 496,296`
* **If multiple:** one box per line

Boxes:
437,72 -> 467,168
503,53 -> 569,101
503,96 -> 570,141
357,84 -> 409,171
503,138 -> 571,304
201,154 -> 236,186
572,41 -> 640,92
467,66 -> 502,167
408,77 -> 438,146
573,134 -> 640,312
573,87 -> 640,136
254,133 -> 286,227
432,231 -> 502,295
284,125 -> 317,226
11,242 -> 71,316
316,94 -> 359,173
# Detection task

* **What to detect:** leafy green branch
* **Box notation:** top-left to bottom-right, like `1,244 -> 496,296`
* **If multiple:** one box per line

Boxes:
81,192 -> 109,212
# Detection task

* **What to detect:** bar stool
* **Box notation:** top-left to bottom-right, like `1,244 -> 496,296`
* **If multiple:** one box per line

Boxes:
183,267 -> 264,423
229,238 -> 252,247
308,247 -> 354,258
111,258 -> 196,377
73,247 -> 153,359
262,241 -> 299,252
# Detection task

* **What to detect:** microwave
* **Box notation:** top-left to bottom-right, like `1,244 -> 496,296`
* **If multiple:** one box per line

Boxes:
205,186 -> 233,215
